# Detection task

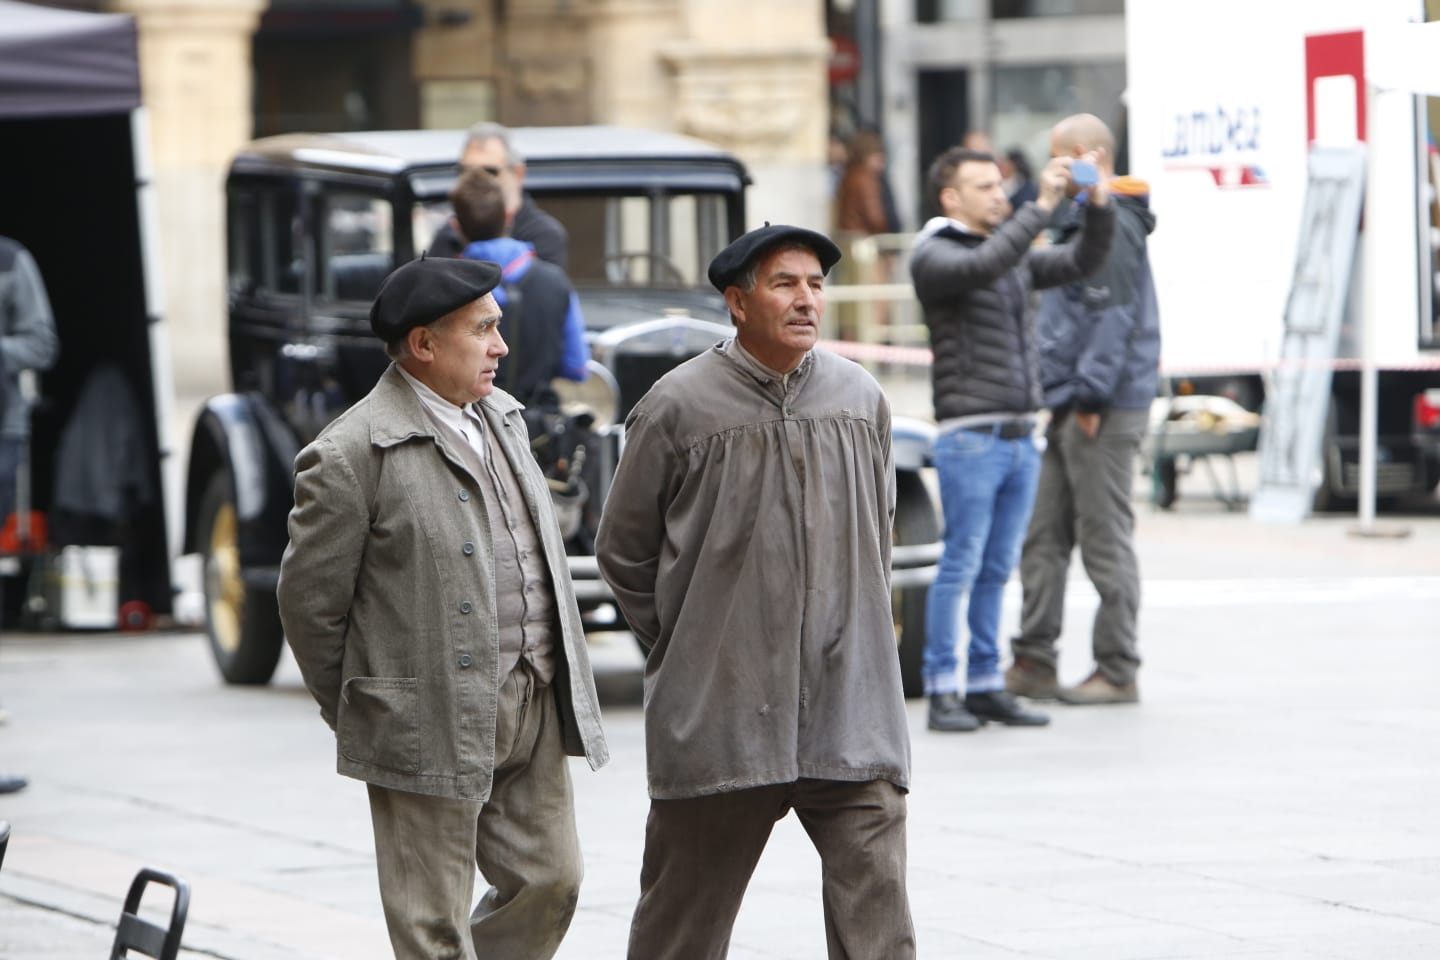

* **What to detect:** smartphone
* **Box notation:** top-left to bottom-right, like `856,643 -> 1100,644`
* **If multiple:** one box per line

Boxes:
1070,159 -> 1099,187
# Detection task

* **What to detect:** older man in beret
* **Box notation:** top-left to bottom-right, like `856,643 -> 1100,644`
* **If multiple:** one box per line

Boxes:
597,224 -> 915,959
277,256 -> 608,960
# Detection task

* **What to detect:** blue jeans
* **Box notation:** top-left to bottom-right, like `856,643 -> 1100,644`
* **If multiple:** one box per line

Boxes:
923,427 -> 1041,695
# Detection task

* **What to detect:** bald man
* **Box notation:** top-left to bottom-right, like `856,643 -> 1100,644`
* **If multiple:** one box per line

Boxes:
1007,113 -> 1161,706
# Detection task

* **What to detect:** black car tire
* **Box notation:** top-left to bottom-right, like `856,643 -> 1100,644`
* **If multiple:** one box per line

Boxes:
894,471 -> 938,699
199,473 -> 285,685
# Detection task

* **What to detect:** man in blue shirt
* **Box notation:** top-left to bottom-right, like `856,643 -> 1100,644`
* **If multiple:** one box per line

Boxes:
448,167 -> 588,408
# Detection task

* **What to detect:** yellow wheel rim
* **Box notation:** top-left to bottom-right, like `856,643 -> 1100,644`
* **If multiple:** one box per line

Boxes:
206,501 -> 243,655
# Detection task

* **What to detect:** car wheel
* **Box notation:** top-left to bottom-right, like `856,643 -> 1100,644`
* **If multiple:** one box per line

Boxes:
199,473 -> 284,685
893,471 -> 938,699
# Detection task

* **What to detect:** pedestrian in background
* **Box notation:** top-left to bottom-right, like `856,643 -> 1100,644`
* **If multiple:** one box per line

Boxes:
1002,147 -> 1039,210
835,130 -> 902,337
448,166 -> 589,408
1009,113 -> 1161,705
0,234 -> 59,795
277,256 -> 608,960
910,144 -> 1114,733
0,236 -> 57,538
597,224 -> 915,960
836,129 -> 900,237
429,121 -> 569,269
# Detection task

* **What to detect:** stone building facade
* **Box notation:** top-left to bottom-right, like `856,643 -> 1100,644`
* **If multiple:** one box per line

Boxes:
75,0 -> 831,392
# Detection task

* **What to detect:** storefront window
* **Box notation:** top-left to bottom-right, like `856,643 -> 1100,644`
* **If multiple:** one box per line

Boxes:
990,61 -> 1126,178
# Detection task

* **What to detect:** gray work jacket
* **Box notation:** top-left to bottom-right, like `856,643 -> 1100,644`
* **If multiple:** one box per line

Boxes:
278,364 -> 608,802
596,340 -> 910,800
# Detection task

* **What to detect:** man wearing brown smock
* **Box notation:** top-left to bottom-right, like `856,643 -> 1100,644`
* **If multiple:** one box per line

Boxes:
596,224 -> 914,960
277,257 -> 608,960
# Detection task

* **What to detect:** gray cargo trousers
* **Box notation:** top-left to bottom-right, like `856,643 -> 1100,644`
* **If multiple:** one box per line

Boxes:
1014,408 -> 1149,685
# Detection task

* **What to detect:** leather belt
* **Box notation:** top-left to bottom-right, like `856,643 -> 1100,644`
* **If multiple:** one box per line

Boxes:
959,420 -> 1034,440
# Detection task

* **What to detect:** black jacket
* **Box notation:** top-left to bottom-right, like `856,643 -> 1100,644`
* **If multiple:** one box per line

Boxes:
428,193 -> 569,269
910,201 -> 1115,422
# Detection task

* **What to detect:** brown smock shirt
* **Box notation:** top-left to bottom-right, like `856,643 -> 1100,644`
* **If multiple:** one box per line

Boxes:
596,339 -> 911,799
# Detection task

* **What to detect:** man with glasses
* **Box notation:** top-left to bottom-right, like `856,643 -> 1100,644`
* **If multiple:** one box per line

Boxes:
429,122 -> 569,269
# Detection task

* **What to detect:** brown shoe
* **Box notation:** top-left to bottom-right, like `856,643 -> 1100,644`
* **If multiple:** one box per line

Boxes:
1004,656 -> 1059,700
1057,671 -> 1139,705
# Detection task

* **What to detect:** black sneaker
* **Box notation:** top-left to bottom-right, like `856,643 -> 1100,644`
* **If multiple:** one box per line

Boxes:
928,693 -> 981,732
965,690 -> 1050,727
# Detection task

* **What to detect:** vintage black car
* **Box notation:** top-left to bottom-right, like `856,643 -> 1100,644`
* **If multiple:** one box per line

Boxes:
182,126 -> 939,695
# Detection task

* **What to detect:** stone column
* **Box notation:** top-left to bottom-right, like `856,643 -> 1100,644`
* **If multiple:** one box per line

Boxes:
495,1 -> 593,125
589,0 -> 830,232
108,0 -> 265,397
587,0 -> 683,129
412,0 -> 499,128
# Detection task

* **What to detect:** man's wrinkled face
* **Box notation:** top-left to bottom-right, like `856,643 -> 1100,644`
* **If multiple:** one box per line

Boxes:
944,160 -> 1009,233
461,138 -> 522,216
417,294 -> 508,405
726,245 -> 825,375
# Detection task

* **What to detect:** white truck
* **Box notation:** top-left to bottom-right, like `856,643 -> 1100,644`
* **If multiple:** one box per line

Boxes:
1126,0 -> 1440,510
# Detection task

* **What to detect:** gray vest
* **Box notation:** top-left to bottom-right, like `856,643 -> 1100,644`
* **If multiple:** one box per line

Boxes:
440,409 -> 557,685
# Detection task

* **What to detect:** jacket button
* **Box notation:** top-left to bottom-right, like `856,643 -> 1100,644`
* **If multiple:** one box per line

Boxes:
458,489 -> 469,502
462,541 -> 475,556
458,654 -> 473,668
459,600 -> 472,614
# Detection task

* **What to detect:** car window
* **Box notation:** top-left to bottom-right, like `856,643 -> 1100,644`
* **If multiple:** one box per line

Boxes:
410,190 -> 731,288
322,193 -> 395,303
229,185 -> 303,297
413,201 -> 451,257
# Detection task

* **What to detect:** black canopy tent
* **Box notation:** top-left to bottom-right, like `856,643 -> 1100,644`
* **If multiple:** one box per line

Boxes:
0,0 -> 172,622
0,1 -> 141,118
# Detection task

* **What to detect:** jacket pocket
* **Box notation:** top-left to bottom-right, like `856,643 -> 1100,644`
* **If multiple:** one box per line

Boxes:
338,676 -> 421,773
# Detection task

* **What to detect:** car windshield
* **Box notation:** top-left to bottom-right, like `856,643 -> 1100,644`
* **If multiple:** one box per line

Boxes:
413,189 -> 733,289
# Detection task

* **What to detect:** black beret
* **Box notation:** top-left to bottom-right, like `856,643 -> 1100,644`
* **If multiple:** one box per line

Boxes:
707,222 -> 843,293
369,256 -> 503,343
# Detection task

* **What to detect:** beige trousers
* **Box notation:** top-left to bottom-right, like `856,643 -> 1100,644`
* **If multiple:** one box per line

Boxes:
367,664 -> 581,960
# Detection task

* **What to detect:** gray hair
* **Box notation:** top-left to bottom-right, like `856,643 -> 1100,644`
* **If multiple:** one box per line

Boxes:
384,336 -> 413,362
462,121 -> 523,166
734,240 -> 821,293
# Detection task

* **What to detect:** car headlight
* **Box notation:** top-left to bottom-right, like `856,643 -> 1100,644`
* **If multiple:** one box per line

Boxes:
553,358 -> 620,429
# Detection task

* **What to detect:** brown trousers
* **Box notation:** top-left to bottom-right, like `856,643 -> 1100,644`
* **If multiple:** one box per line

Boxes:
627,778 -> 915,960
367,663 -> 581,960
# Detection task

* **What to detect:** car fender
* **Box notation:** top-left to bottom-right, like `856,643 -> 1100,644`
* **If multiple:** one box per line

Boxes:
183,393 -> 300,567
892,415 -> 936,472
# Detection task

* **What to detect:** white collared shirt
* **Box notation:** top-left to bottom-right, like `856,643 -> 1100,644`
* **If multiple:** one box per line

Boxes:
397,365 -> 488,465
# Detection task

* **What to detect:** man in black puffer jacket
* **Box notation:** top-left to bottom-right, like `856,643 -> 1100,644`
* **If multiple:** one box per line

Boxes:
910,145 -> 1113,734
1010,114 -> 1161,708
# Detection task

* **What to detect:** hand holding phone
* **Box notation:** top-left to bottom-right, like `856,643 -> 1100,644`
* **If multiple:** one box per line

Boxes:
1070,159 -> 1099,187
